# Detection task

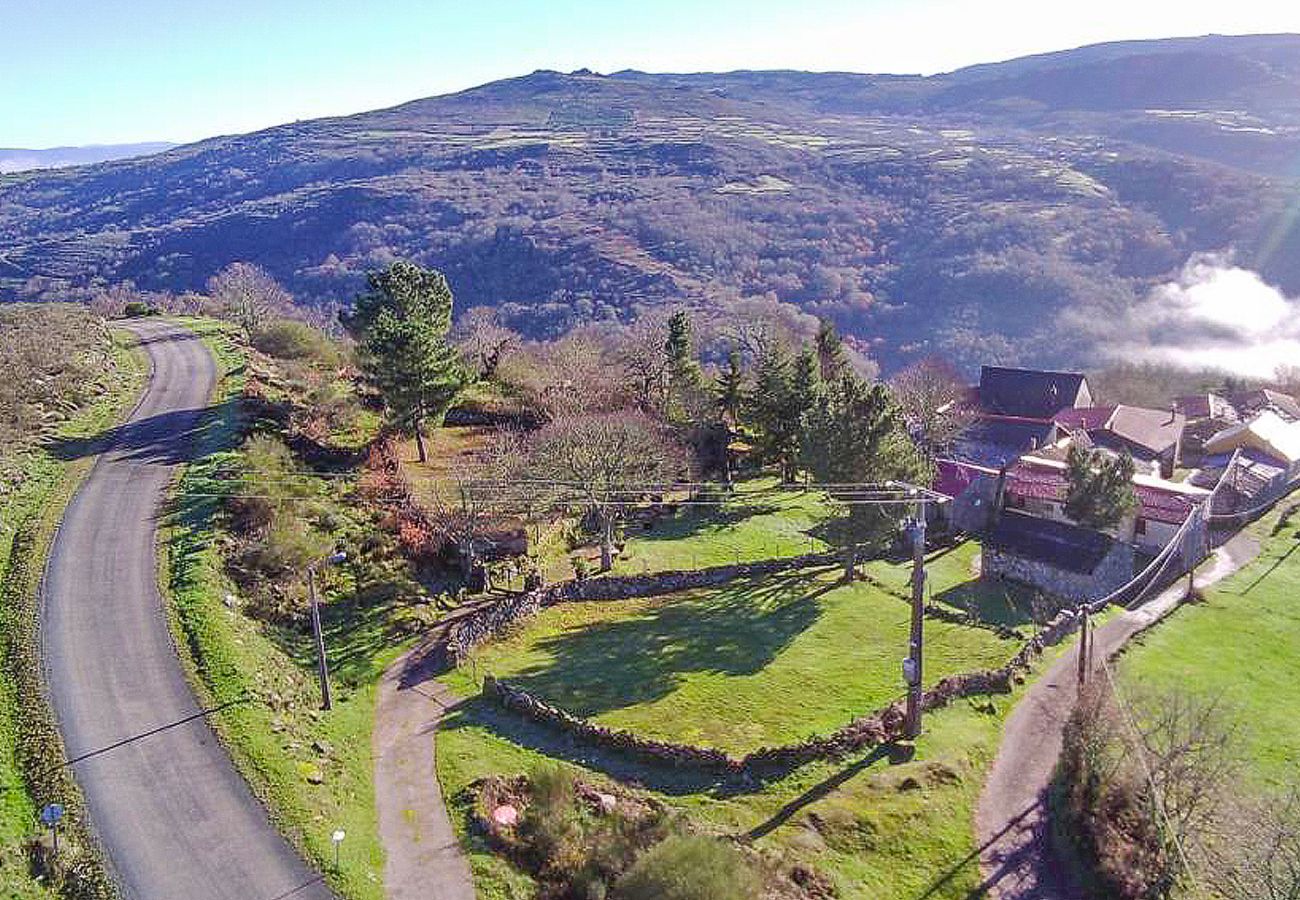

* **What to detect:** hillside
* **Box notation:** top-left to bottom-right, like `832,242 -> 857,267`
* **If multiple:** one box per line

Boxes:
2,34 -> 1300,370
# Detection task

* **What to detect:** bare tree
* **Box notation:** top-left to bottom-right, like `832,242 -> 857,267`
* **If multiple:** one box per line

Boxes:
502,331 -> 628,420
454,306 -> 520,378
526,411 -> 684,571
611,311 -> 671,414
1206,788 -> 1300,900
207,262 -> 295,337
890,356 -> 975,456
423,430 -> 527,583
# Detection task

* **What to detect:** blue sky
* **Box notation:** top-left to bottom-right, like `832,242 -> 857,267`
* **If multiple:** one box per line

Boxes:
4,0 -> 1300,147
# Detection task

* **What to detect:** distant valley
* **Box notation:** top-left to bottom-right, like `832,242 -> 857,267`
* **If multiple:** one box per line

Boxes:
3,34 -> 1300,371
0,141 -> 175,173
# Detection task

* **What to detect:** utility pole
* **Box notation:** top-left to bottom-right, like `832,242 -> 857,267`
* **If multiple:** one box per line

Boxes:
307,551 -> 346,711
1076,605 -> 1090,686
903,504 -> 927,739
308,565 -> 333,711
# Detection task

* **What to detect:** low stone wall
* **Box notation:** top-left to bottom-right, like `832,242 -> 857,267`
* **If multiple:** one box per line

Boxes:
481,598 -> 1102,779
445,551 -> 840,664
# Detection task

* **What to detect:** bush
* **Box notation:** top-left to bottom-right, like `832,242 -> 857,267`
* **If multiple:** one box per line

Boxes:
122,301 -> 158,317
615,835 -> 760,900
251,319 -> 340,365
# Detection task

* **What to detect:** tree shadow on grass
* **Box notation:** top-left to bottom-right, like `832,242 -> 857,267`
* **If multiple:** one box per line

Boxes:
931,577 -> 1044,630
495,569 -> 838,719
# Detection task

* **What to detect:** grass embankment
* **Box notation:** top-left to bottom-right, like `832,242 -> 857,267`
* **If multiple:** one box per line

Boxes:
436,537 -> 1077,899
162,320 -> 418,900
1119,508 -> 1300,785
0,328 -> 147,898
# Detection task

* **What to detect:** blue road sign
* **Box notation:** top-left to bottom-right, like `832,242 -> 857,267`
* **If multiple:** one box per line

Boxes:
40,803 -> 64,827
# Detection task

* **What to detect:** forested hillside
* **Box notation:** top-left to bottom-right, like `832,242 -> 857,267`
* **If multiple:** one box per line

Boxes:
3,34 -> 1299,370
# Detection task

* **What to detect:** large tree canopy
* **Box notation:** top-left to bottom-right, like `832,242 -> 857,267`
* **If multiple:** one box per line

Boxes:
1064,445 -> 1138,530
342,261 -> 465,462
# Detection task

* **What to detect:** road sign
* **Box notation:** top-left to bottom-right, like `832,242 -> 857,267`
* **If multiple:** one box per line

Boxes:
40,803 -> 64,827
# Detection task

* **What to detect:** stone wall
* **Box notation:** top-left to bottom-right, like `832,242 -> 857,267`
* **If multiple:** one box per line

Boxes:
445,551 -> 840,664
982,539 -> 1134,604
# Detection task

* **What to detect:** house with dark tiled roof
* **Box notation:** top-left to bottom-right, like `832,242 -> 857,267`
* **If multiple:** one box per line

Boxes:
1053,405 -> 1185,478
952,416 -> 1059,468
982,510 -> 1135,603
977,366 -> 1092,419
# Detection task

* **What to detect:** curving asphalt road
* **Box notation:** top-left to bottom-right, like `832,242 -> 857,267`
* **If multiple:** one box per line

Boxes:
41,320 -> 333,900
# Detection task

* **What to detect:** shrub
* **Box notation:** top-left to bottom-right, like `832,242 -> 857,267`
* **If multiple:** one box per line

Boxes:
122,301 -> 157,317
251,319 -> 340,365
615,835 -> 760,900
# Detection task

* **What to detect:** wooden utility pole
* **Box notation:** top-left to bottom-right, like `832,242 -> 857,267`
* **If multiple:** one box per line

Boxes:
903,506 -> 927,739
308,566 -> 333,710
1076,605 -> 1089,686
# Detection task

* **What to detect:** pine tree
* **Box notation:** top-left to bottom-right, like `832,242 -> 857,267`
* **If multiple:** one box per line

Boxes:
801,374 -> 931,572
341,261 -> 465,462
664,309 -> 704,422
815,318 -> 849,382
748,344 -> 800,482
716,349 -> 745,427
791,346 -> 822,415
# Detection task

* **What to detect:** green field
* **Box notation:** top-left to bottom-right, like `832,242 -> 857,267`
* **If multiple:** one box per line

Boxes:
614,477 -> 833,574
447,567 -> 1018,755
1120,509 -> 1300,785
435,533 -> 1070,900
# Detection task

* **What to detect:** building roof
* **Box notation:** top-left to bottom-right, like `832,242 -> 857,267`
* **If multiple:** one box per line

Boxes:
952,416 -> 1059,468
1054,405 -> 1185,457
1204,410 -> 1300,464
1174,393 -> 1237,422
987,509 -> 1114,574
1229,389 -> 1300,422
933,458 -> 996,498
978,366 -> 1089,419
1006,458 -> 1207,525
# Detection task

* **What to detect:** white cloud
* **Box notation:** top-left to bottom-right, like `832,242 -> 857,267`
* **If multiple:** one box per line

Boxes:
1118,253 -> 1300,377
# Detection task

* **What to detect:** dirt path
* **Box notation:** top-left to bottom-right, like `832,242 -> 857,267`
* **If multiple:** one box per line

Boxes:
373,604 -> 489,900
973,532 -> 1260,899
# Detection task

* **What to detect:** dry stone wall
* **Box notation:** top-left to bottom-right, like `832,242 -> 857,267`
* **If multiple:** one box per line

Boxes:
445,551 -> 839,664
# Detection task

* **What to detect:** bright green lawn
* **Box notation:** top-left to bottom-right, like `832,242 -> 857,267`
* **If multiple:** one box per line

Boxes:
447,568 -> 1018,755
438,639 -> 1073,900
614,477 -> 833,575
1120,511 -> 1300,785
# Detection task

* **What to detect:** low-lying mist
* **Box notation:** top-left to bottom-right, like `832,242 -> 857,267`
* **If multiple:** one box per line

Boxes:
1116,253 -> 1300,378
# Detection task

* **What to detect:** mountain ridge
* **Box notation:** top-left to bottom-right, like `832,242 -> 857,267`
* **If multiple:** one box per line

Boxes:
3,34 -> 1299,371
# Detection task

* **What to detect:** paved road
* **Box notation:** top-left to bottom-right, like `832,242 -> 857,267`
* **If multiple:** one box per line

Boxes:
974,533 -> 1260,899
42,320 -> 333,900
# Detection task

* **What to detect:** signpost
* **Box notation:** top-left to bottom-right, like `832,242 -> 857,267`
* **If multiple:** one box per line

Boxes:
331,829 -> 346,871
40,803 -> 64,855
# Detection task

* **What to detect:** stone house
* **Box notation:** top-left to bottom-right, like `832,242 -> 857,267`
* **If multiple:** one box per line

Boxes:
981,510 -> 1134,604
